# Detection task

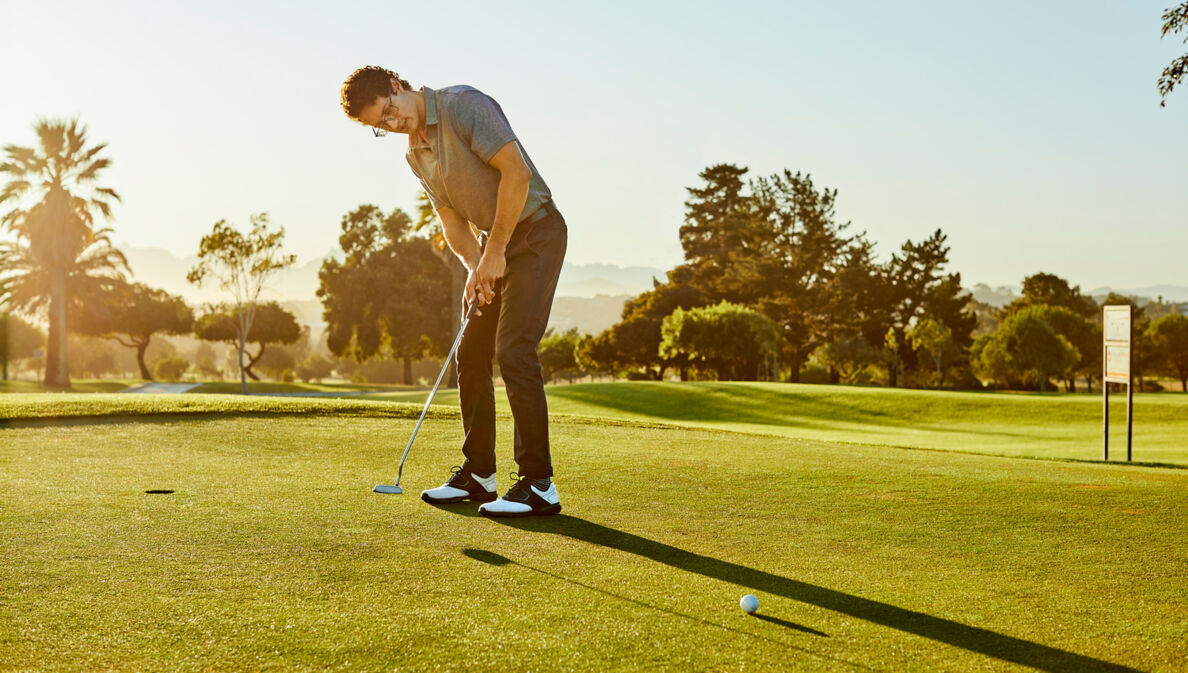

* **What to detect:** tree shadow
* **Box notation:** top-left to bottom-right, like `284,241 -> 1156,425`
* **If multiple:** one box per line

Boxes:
481,514 -> 1141,673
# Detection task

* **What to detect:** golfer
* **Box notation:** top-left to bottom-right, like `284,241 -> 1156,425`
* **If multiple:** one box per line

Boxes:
340,67 -> 565,517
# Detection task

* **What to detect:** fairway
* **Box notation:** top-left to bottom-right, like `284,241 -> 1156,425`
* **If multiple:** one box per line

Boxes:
1,396 -> 1185,672
366,382 -> 1188,466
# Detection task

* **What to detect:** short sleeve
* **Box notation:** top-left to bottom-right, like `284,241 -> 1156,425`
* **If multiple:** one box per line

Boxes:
418,178 -> 447,210
449,90 -> 518,163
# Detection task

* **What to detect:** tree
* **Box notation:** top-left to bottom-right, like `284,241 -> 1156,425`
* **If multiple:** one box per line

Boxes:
296,354 -> 334,383
153,356 -> 190,382
194,302 -> 301,381
1003,299 -> 1099,392
0,313 -> 43,380
679,164 -> 764,303
575,331 -> 618,381
973,307 -> 1079,391
818,336 -> 880,385
1159,2 -> 1188,106
908,317 -> 958,388
659,301 -> 784,380
194,341 -> 223,380
75,281 -> 194,380
606,268 -> 708,380
539,327 -> 583,383
0,119 -> 126,388
678,166 -> 868,382
1002,272 -> 1097,318
186,213 -> 296,393
414,190 -> 467,387
319,205 -> 452,384
881,230 -> 976,387
1149,313 -> 1188,391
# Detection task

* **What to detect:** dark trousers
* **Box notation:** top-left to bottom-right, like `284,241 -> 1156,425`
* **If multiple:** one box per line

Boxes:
456,206 -> 567,479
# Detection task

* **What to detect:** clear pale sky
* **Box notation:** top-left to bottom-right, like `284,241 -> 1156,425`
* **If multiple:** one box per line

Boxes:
2,0 -> 1185,289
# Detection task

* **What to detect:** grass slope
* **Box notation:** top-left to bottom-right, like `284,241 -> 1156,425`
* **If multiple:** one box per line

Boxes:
0,395 -> 1185,671
366,382 -> 1188,466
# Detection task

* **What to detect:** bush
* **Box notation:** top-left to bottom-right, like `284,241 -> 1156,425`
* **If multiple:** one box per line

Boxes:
153,356 -> 190,382
296,354 -> 334,383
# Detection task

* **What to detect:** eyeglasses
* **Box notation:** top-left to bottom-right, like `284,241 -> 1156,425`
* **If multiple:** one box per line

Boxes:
372,94 -> 397,137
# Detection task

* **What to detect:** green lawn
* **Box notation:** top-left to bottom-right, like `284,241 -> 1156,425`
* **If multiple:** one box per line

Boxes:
1,394 -> 1184,671
367,381 -> 1188,466
0,378 -> 142,394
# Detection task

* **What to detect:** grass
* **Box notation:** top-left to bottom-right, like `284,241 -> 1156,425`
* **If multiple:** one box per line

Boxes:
188,381 -> 416,395
367,381 -> 1188,466
0,378 -> 142,394
1,394 -> 1185,671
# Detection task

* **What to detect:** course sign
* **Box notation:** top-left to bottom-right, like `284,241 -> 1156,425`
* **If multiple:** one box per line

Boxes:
1102,304 -> 1134,461
1102,306 -> 1132,384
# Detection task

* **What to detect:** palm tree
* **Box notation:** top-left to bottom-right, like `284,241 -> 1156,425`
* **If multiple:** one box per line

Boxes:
0,119 -> 126,388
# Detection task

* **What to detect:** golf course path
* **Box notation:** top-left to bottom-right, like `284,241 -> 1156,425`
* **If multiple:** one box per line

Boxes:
120,383 -> 200,394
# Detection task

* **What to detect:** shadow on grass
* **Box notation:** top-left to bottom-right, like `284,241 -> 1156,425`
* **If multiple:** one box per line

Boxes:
484,514 -> 1141,673
460,548 -> 858,669
550,383 -> 1068,442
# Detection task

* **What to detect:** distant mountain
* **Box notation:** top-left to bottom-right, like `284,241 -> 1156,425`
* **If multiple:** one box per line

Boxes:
1088,285 -> 1188,303
548,295 -> 630,335
968,284 -> 1019,308
118,244 -> 335,307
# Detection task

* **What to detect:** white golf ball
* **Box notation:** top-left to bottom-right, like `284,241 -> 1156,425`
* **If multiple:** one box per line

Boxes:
740,594 -> 759,614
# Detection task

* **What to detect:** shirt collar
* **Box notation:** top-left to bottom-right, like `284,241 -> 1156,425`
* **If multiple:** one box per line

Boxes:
423,86 -> 438,126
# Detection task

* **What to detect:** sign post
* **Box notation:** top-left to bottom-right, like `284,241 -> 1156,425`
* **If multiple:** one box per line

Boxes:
1102,305 -> 1133,462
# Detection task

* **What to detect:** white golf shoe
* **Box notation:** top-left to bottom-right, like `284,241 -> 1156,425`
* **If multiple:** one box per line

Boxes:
478,474 -> 561,517
421,466 -> 497,504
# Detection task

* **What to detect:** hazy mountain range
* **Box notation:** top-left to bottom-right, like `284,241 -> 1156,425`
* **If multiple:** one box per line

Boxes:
117,244 -> 1187,334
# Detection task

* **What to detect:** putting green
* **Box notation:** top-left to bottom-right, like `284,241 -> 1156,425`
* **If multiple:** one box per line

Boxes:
1,395 -> 1184,671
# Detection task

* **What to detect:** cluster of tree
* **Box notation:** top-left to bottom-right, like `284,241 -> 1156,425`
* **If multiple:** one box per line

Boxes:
968,274 -> 1188,392
0,118 -> 313,390
573,164 -> 976,386
560,165 -> 1188,392
318,204 -> 454,385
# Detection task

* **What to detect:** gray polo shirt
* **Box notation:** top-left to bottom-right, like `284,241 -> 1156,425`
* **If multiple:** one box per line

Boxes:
406,85 -> 551,232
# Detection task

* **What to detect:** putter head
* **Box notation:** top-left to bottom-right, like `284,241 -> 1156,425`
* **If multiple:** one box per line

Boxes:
373,484 -> 403,494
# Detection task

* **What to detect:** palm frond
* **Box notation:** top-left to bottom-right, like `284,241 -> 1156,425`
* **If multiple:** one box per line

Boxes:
75,157 -> 111,183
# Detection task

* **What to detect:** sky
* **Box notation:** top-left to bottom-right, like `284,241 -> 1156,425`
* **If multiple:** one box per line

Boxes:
1,0 -> 1185,290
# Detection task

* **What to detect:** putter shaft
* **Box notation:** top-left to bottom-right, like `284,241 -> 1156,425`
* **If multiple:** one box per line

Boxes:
384,302 -> 478,490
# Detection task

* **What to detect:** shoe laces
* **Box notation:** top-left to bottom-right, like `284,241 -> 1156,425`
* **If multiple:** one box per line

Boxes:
506,472 -> 533,499
445,465 -> 466,487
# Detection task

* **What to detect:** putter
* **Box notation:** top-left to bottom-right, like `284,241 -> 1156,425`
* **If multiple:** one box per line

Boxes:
374,301 -> 479,494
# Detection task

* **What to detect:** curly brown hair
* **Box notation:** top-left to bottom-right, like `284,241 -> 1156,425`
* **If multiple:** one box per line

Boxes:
340,66 -> 413,122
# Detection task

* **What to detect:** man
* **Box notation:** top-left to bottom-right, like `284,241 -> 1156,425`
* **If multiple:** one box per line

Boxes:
340,67 -> 566,517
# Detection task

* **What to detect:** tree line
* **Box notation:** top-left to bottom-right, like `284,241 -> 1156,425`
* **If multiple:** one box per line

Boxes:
4,121 -> 1184,393
558,165 -> 1187,392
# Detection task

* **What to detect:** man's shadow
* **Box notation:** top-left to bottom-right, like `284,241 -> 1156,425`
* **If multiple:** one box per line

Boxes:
437,508 -> 1141,673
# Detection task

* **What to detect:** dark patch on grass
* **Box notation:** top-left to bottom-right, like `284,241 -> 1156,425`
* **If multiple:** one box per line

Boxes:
490,515 -> 1144,673
751,614 -> 829,636
143,489 -> 175,495
462,547 -> 860,668
462,548 -> 513,565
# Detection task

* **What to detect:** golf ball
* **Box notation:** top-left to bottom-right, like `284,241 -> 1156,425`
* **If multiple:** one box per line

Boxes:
740,594 -> 759,614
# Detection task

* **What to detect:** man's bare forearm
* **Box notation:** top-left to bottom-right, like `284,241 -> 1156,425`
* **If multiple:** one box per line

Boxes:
483,168 -> 531,256
437,207 -> 482,271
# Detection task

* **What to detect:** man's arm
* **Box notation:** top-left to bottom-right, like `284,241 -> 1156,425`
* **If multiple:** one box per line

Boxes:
470,140 -> 532,306
436,205 -> 482,272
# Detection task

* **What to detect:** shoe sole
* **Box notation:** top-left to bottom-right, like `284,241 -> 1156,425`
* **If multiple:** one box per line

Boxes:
421,491 -> 498,505
479,503 -> 562,518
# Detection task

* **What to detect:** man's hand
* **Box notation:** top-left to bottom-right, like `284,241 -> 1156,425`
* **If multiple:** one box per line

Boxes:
466,249 -> 506,313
